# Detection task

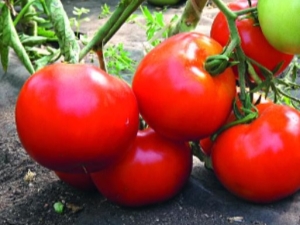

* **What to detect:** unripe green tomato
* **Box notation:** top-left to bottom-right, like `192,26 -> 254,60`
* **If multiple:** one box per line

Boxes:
147,0 -> 181,6
258,0 -> 300,54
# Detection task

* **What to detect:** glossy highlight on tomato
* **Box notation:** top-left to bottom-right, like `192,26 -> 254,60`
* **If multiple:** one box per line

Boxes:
15,63 -> 139,173
210,0 -> 293,79
211,103 -> 300,203
132,32 -> 236,141
91,128 -> 192,207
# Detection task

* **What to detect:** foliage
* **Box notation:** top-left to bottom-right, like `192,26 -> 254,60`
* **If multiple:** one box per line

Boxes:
104,43 -> 136,77
69,7 -> 90,35
99,3 -> 112,18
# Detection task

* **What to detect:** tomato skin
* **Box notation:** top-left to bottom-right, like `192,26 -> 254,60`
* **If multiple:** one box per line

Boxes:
91,128 -> 192,207
210,0 -> 293,79
15,63 -> 139,173
211,103 -> 300,203
258,0 -> 300,55
132,32 -> 236,141
54,171 -> 96,191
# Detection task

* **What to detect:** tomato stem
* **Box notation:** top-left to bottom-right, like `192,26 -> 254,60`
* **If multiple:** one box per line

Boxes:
190,141 -> 213,170
79,0 -> 144,62
234,7 -> 257,17
211,109 -> 257,141
212,0 -> 237,20
169,0 -> 208,35
212,0 -> 249,110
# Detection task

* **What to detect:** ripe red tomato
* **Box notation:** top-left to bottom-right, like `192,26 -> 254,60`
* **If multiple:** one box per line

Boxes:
211,103 -> 300,203
132,32 -> 236,141
199,91 -> 270,156
91,128 -> 192,207
210,0 -> 293,80
54,171 -> 96,191
258,0 -> 300,55
15,63 -> 139,173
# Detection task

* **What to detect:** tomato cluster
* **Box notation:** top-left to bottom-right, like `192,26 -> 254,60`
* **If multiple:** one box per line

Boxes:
14,31 -> 236,206
210,0 -> 294,80
15,0 -> 300,207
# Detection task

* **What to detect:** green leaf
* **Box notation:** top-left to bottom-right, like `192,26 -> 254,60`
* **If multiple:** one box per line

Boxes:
1,5 -> 35,74
19,34 -> 49,46
0,8 -> 9,71
0,43 -> 9,72
46,0 -> 80,63
34,48 -> 61,71
13,0 -> 37,26
37,27 -> 57,38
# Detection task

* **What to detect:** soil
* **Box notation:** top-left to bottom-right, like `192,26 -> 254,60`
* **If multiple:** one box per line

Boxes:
1,1 -> 300,225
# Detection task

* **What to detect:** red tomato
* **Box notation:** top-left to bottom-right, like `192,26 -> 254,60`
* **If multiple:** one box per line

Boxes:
132,32 -> 236,141
211,103 -> 300,203
91,128 -> 192,207
210,0 -> 293,80
15,63 -> 139,173
54,171 -> 96,191
200,91 -> 270,156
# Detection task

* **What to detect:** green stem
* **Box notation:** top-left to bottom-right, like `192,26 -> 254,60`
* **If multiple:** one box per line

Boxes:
190,141 -> 213,170
211,110 -> 257,141
212,0 -> 237,20
13,0 -> 36,26
235,7 -> 257,16
169,0 -> 208,35
79,0 -> 145,61
276,88 -> 300,104
40,0 -> 50,16
1,4 -> 35,74
212,0 -> 248,106
103,0 -> 145,45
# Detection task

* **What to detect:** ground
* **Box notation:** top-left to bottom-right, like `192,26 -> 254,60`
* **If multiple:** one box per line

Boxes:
1,0 -> 300,225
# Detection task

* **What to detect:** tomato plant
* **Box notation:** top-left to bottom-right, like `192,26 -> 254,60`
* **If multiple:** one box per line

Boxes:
258,0 -> 300,55
91,128 -> 192,207
211,103 -> 300,203
15,63 -> 139,173
54,171 -> 96,191
210,0 -> 294,80
132,32 -> 236,141
147,0 -> 181,6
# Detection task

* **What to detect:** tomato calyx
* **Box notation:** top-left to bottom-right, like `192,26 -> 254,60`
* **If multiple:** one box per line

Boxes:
204,43 -> 239,76
204,54 -> 232,76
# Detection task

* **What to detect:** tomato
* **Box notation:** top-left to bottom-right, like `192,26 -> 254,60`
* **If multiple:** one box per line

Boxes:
199,91 -> 270,156
54,171 -> 96,191
211,103 -> 300,203
132,32 -> 236,141
210,0 -> 294,80
15,63 -> 139,173
91,128 -> 192,207
258,0 -> 300,54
